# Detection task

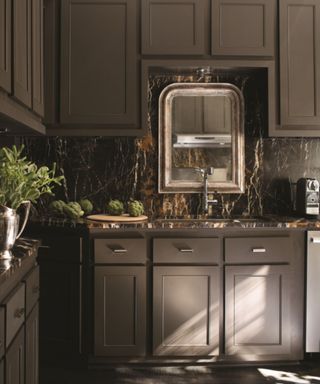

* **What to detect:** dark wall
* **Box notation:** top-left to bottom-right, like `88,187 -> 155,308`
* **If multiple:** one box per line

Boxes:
20,68 -> 320,218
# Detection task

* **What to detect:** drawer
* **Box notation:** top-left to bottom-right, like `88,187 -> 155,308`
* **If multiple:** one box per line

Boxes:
0,307 -> 4,359
225,236 -> 291,263
24,266 -> 40,316
94,239 -> 146,264
153,238 -> 220,264
4,283 -> 25,348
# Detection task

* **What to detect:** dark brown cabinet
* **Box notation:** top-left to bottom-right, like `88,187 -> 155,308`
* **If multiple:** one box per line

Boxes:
38,237 -> 82,364
141,0 -> 206,55
60,0 -> 138,129
225,265 -> 291,357
279,0 -> 320,132
94,266 -> 146,357
211,0 -> 276,56
32,0 -> 44,116
5,327 -> 25,384
26,304 -> 39,384
13,0 -> 32,108
153,266 -> 220,356
0,0 -> 12,93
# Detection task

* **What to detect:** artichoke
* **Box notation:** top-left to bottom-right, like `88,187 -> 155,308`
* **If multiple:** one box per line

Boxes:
78,199 -> 93,215
127,200 -> 144,217
63,201 -> 84,220
106,199 -> 124,215
48,200 -> 67,216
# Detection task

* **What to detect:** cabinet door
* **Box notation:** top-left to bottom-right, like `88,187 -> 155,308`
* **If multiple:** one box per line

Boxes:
5,327 -> 25,384
60,0 -> 138,126
32,0 -> 44,116
141,0 -> 206,55
153,266 -> 219,356
211,0 -> 275,56
0,0 -> 11,93
94,266 -> 146,356
26,304 -> 39,384
280,0 -> 320,128
225,265 -> 291,357
13,0 -> 32,108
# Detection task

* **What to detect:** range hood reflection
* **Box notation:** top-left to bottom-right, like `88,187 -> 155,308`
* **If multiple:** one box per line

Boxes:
173,134 -> 232,148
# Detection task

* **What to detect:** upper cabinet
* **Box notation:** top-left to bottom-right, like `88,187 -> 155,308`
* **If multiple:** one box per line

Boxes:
59,0 -> 138,130
276,0 -> 320,135
141,0 -> 206,55
13,0 -> 32,108
0,0 -> 12,93
211,0 -> 276,56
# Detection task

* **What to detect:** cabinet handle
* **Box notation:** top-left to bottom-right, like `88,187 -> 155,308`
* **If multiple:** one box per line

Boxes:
178,248 -> 194,253
38,245 -> 50,249
14,308 -> 25,318
311,238 -> 320,244
112,248 -> 128,254
252,248 -> 266,253
0,340 -> 3,348
32,286 -> 40,294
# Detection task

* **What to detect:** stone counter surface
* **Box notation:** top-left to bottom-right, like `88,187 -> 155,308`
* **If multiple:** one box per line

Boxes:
29,215 -> 320,231
0,238 -> 40,288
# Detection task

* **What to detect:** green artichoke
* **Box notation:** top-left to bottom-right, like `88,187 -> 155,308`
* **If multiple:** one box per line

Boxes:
127,200 -> 144,217
106,199 -> 124,215
63,201 -> 84,220
78,199 -> 93,215
48,200 -> 67,216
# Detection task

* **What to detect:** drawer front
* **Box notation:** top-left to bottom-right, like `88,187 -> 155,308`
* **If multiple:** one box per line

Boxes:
225,236 -> 291,263
0,307 -> 4,359
24,266 -> 40,316
5,283 -> 25,348
153,238 -> 220,264
95,239 -> 146,264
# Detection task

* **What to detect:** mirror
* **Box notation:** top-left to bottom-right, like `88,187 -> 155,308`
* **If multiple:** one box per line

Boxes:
159,83 -> 245,193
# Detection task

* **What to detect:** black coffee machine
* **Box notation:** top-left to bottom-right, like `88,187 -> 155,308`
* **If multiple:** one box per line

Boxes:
296,178 -> 320,217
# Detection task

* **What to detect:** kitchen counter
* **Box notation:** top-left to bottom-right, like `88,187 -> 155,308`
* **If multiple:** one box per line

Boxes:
0,238 -> 40,293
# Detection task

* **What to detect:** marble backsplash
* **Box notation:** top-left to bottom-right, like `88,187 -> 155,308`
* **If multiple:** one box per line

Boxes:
14,68 -> 320,218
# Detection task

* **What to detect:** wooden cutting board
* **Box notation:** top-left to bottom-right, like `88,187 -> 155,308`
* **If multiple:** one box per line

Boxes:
86,214 -> 148,222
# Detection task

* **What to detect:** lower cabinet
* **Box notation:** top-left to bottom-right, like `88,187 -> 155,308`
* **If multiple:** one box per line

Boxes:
5,327 -> 25,384
94,266 -> 146,357
153,266 -> 220,356
225,265 -> 291,357
26,304 -> 39,384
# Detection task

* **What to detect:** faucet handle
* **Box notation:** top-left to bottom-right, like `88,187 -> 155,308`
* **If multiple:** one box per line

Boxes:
206,167 -> 214,176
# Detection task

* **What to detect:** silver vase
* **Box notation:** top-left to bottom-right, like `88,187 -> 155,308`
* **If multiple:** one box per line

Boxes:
0,201 -> 31,260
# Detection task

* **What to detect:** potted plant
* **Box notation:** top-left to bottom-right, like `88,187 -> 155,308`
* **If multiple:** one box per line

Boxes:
0,145 -> 63,260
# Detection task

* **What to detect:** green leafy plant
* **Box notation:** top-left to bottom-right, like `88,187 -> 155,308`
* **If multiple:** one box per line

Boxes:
0,145 -> 64,210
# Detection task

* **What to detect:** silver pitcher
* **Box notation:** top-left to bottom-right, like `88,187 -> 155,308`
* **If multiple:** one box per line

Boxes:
0,201 -> 31,260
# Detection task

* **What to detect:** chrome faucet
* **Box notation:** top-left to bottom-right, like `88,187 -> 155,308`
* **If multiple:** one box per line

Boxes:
195,167 -> 218,214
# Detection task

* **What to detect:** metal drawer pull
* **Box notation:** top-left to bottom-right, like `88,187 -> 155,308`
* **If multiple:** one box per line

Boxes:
178,248 -> 194,253
14,308 -> 25,318
0,340 -> 2,348
311,238 -> 320,244
112,248 -> 128,254
252,248 -> 266,253
38,245 -> 50,249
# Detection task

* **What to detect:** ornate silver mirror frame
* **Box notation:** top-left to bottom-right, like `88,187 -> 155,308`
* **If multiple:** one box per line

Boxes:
159,83 -> 245,193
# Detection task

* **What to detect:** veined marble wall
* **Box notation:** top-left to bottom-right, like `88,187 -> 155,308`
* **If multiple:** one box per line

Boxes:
20,68 -> 320,218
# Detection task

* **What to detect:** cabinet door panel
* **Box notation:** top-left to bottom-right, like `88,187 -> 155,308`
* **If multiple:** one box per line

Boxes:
94,266 -> 146,356
13,0 -> 32,108
0,0 -> 11,93
32,0 -> 44,116
26,304 -> 39,384
5,327 -> 25,384
212,0 -> 275,56
153,266 -> 219,356
280,0 -> 320,127
225,265 -> 291,357
142,0 -> 205,55
60,0 -> 137,125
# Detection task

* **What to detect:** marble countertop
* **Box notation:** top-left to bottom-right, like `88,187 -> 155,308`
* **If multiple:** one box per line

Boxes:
0,238 -> 40,287
28,215 -> 320,231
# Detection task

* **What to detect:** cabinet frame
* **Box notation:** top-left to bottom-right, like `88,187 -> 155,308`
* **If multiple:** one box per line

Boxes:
0,0 -> 12,93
